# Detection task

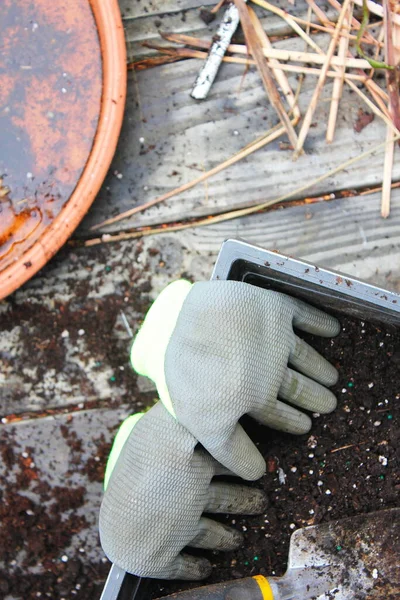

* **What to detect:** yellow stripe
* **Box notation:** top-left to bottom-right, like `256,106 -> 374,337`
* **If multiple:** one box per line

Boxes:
253,575 -> 274,600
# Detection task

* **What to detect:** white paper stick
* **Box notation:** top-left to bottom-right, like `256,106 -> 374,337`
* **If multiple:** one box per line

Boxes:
191,2 -> 243,100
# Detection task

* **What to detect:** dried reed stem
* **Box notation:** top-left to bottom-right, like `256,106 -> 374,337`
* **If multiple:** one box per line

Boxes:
381,126 -> 395,217
161,33 -> 372,68
326,2 -> 353,143
86,131 -> 400,245
233,0 -> 299,148
248,6 -> 301,120
90,122 -> 289,230
294,0 -> 352,158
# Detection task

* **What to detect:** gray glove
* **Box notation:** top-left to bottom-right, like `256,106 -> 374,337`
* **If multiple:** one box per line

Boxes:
99,402 -> 267,580
131,281 -> 340,482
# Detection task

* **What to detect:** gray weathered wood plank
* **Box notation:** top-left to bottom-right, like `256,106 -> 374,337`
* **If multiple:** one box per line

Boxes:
122,0 -> 334,60
80,28 -> 398,234
0,408 -> 134,583
3,189 -> 400,415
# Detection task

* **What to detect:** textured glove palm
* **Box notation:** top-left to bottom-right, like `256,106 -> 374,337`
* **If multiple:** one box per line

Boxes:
99,402 -> 267,580
132,281 -> 340,481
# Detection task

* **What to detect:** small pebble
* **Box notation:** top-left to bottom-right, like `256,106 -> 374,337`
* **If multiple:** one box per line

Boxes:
139,137 -> 145,143
378,456 -> 388,466
372,569 -> 378,579
309,470 -> 314,475
374,421 -> 381,427
289,523 -> 296,530
309,509 -> 315,515
22,451 -> 29,458
233,130 -> 239,135
61,330 -> 69,338
78,329 -> 85,336
61,555 -> 68,563
308,453 -> 314,458
341,388 -> 347,393
368,382 -> 374,388
317,481 -> 323,486
61,87 -> 67,93
325,489 -> 332,495
27,172 -> 33,179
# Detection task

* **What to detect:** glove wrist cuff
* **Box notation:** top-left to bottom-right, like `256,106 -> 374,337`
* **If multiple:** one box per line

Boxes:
130,280 -> 192,394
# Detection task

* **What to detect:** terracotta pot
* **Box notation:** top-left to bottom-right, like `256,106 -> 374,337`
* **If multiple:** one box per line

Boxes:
0,0 -> 127,299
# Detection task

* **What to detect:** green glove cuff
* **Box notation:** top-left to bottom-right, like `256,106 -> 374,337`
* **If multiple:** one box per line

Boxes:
130,279 -> 192,416
104,413 -> 144,490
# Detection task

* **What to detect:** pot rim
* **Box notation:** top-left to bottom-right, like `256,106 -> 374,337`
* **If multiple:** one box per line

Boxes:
0,0 -> 127,300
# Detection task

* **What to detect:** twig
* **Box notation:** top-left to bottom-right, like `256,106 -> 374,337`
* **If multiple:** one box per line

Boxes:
250,0 -> 323,54
90,123 -> 288,230
345,77 -> 396,133
330,442 -> 367,453
382,126 -> 395,217
359,180 -> 400,195
161,33 -> 373,69
211,0 -> 227,13
294,0 -> 352,158
233,0 -> 299,148
191,2 -> 242,100
247,5 -> 301,120
87,132 -> 400,242
128,55 -> 185,71
381,0 -> 398,217
156,41 -> 383,83
384,0 -> 400,130
327,2 -> 353,143
302,3 -> 391,121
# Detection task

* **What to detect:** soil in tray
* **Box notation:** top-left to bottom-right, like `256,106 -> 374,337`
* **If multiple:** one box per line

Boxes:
149,314 -> 399,599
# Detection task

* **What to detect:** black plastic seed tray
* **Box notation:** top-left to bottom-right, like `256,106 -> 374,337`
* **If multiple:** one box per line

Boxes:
212,239 -> 400,326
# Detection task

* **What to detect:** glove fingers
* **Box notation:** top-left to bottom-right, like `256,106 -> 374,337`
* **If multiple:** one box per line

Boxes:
190,517 -> 243,551
162,553 -> 212,580
279,367 -> 337,414
212,461 -> 238,478
205,482 -> 267,514
292,298 -> 341,337
289,335 -> 338,386
249,400 -> 311,435
204,423 -> 266,481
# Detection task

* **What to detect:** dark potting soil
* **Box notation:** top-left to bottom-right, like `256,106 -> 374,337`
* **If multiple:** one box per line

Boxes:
0,313 -> 398,600
149,315 -> 399,599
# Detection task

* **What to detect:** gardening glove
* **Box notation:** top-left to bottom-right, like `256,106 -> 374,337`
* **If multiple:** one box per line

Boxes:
131,280 -> 340,481
99,401 -> 267,580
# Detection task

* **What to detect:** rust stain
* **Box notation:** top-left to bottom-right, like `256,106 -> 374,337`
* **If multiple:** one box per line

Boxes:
0,0 -> 102,271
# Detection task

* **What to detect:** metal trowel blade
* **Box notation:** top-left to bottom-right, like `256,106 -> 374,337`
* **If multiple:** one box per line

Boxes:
283,507 -> 400,599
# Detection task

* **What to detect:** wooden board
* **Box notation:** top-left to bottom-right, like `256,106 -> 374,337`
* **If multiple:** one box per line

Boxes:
0,408 -> 134,590
80,29 -> 399,233
121,0 -> 338,59
3,189 -> 400,415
